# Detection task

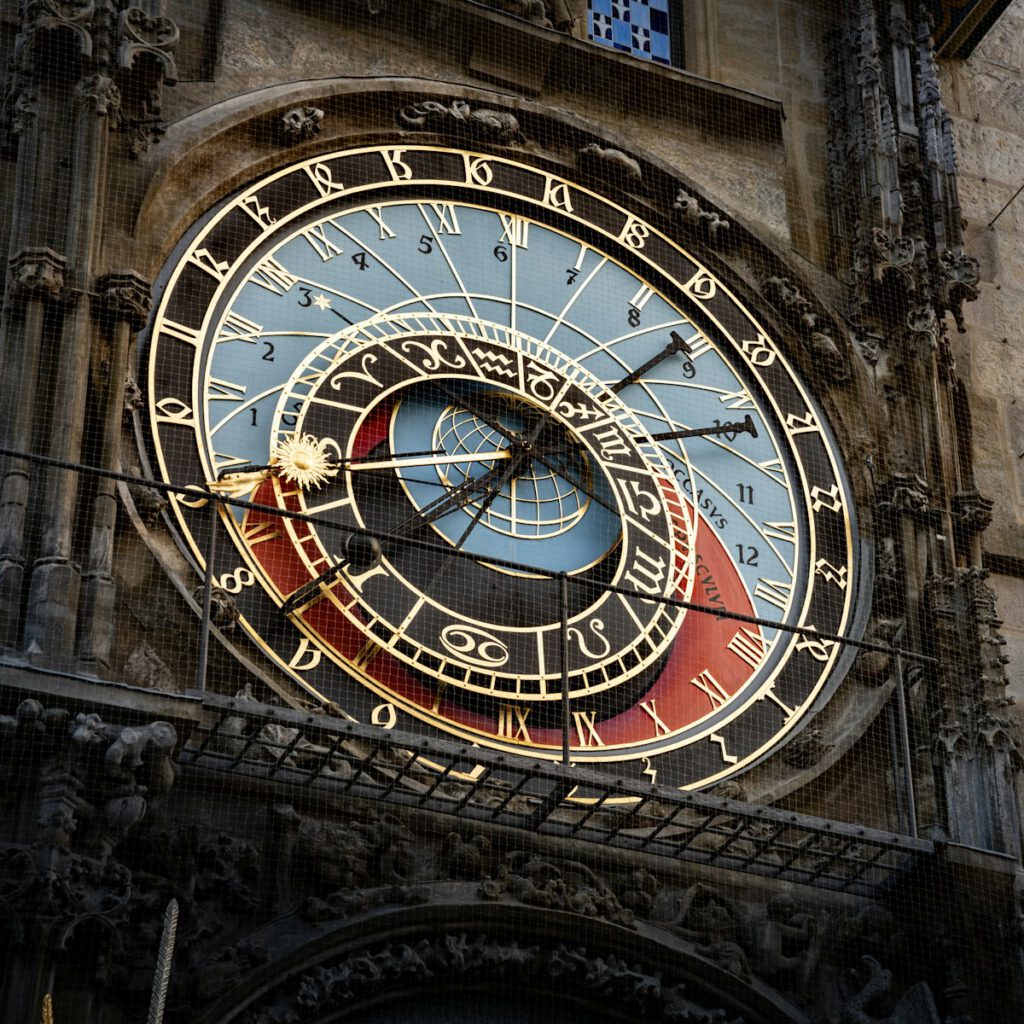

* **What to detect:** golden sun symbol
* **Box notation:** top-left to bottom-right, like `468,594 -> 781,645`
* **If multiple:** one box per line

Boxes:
270,433 -> 339,490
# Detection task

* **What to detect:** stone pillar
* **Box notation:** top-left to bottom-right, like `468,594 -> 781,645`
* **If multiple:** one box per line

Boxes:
77,272 -> 151,673
24,12 -> 120,663
0,248 -> 66,650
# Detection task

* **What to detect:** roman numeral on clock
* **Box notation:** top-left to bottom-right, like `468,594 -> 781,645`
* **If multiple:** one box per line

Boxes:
727,628 -> 770,669
690,669 -> 729,710
497,705 -> 531,742
572,711 -> 605,747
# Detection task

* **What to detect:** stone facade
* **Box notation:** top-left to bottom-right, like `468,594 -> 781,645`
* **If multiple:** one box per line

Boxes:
941,0 -> 1024,710
0,2 -> 1023,1022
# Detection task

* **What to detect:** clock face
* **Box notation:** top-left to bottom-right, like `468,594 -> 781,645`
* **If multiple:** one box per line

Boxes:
144,145 -> 857,789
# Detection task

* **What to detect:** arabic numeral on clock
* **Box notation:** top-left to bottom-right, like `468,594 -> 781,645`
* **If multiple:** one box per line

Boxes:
735,544 -> 759,567
493,244 -> 508,262
737,483 -> 754,504
262,341 -> 275,362
250,408 -> 258,427
680,358 -> 695,379
297,287 -> 312,307
418,234 -> 433,254
565,267 -> 579,285
627,307 -> 641,328
351,251 -> 368,271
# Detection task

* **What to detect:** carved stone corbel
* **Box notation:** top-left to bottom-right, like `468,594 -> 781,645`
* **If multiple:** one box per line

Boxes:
876,472 -> 933,524
761,276 -> 848,382
6,246 -> 66,305
74,73 -> 120,117
575,144 -> 642,190
938,249 -> 980,332
950,490 -> 993,538
96,270 -> 152,331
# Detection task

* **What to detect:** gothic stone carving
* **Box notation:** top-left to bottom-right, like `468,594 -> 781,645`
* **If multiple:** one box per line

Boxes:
227,932 -> 742,1024
673,188 -> 731,247
761,276 -> 847,382
116,6 -> 180,158
480,851 -> 636,928
279,106 -> 324,145
841,955 -> 940,1023
6,247 -> 66,303
399,99 -> 523,145
97,271 -> 152,331
576,144 -> 643,190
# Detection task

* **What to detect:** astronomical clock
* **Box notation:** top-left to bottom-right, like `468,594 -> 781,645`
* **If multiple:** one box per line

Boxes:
142,144 -> 858,791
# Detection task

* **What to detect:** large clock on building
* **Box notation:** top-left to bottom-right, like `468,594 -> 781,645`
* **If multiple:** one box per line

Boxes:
142,144 -> 857,790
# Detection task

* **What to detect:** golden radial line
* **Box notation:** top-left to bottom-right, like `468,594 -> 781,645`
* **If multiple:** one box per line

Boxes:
539,255 -> 608,346
508,212 -> 519,333
208,381 -> 287,435
332,220 -> 442,314
215,328 -> 334,348
414,204 -> 479,320
283,272 -> 381,317
676,455 -> 797,578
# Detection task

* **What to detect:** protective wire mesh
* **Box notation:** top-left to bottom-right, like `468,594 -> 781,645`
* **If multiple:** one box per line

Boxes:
0,1 -> 1021,1023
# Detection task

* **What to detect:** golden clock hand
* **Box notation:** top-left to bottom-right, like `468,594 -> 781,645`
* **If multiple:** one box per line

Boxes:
345,448 -> 515,473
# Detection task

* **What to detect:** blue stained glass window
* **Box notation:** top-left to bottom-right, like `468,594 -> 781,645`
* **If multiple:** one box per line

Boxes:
587,0 -> 679,66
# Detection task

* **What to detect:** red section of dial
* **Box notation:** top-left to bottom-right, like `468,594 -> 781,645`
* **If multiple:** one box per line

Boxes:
242,453 -> 763,752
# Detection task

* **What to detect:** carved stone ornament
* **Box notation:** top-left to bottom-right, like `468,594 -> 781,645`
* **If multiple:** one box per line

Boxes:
0,699 -> 177,856
6,246 -> 66,303
781,727 -> 833,769
480,851 -> 637,928
673,188 -> 731,247
126,481 -> 168,525
841,955 -> 941,1023
98,271 -> 152,330
939,248 -> 981,332
122,641 -> 177,692
876,473 -> 933,523
279,106 -> 324,145
399,99 -> 523,145
576,144 -> 643,189
74,73 -> 120,117
479,0 -> 552,28
761,276 -> 847,382
123,374 -> 144,412
951,490 -> 994,535
906,304 -> 939,348
116,6 -> 179,82
222,932 -> 740,1024
22,0 -> 97,58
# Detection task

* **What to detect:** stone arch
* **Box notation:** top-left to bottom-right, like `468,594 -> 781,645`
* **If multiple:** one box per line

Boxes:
191,899 -> 810,1024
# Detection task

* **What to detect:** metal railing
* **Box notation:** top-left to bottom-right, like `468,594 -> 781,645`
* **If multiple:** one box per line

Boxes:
0,444 -> 938,892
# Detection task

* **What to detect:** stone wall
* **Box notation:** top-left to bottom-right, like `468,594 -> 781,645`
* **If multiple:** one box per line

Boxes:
941,0 -> 1024,698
